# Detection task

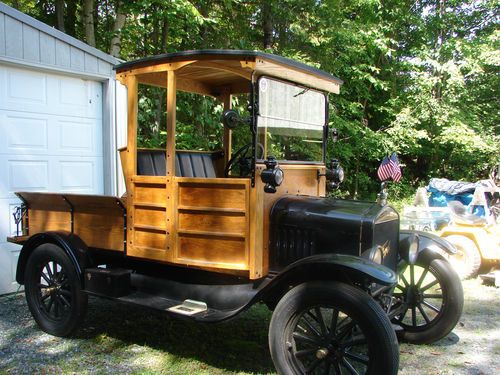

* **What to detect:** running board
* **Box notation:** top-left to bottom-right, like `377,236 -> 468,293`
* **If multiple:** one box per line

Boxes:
83,271 -> 265,323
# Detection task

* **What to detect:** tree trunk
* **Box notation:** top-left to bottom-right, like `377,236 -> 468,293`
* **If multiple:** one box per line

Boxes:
161,18 -> 169,53
262,1 -> 273,50
83,0 -> 95,46
65,0 -> 77,37
109,0 -> 127,57
55,0 -> 65,32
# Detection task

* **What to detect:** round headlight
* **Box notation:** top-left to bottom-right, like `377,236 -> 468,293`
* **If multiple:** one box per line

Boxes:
372,247 -> 383,264
274,168 -> 284,186
408,234 -> 419,264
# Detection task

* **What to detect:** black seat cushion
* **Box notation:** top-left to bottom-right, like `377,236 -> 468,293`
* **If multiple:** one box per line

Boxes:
137,149 -> 223,177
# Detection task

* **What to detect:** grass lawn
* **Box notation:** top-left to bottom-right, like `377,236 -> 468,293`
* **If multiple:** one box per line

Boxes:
0,278 -> 499,374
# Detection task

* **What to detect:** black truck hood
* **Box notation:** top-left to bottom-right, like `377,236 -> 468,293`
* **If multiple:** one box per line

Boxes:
269,195 -> 399,270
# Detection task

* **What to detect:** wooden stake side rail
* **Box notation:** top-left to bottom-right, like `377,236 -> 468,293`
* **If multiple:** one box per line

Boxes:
14,192 -> 126,252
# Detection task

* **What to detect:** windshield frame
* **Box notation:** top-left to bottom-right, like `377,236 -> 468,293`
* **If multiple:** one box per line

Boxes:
255,75 -> 328,165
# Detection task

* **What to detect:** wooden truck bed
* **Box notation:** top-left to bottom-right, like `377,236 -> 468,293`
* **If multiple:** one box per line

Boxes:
9,192 -> 126,252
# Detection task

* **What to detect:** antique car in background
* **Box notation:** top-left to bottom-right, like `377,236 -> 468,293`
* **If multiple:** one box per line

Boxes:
8,50 -> 463,375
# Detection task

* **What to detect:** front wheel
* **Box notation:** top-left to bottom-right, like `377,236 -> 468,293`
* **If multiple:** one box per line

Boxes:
392,258 -> 463,344
443,235 -> 481,279
24,243 -> 88,336
269,281 -> 399,375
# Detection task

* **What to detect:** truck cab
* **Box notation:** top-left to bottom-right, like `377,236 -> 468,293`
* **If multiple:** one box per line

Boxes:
9,50 -> 464,375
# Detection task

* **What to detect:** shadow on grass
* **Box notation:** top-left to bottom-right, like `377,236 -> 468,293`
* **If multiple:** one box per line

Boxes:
75,296 -> 276,374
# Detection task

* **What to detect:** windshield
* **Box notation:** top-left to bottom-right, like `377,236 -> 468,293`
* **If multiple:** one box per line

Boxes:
257,77 -> 326,163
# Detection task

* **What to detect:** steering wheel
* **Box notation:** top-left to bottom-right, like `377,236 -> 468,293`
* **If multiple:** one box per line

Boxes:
224,143 -> 265,177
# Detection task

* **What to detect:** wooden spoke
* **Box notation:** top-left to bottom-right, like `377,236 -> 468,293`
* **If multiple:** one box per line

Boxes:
416,268 -> 429,287
341,357 -> 362,375
293,331 -> 321,345
314,307 -> 328,336
295,348 -> 317,358
417,303 -> 431,324
422,300 -> 441,313
421,279 -> 439,292
344,351 -> 369,365
423,293 -> 443,299
411,306 -> 417,327
305,358 -> 323,373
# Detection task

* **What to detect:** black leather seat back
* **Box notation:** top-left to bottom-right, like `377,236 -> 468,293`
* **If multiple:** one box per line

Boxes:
137,149 -> 222,177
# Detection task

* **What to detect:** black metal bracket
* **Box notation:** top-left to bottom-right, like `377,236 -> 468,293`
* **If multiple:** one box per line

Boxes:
12,205 -> 28,237
116,198 -> 127,254
61,195 -> 74,233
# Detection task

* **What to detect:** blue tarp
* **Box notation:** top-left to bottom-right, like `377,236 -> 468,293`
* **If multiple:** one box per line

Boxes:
427,178 -> 477,207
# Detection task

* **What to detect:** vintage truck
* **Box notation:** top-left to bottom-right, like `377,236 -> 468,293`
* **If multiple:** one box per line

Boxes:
8,50 -> 463,375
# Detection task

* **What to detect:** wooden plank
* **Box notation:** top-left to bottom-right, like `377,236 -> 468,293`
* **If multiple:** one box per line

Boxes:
178,183 -> 247,210
134,227 -> 167,250
177,229 -> 245,239
166,70 -> 176,177
74,212 -> 124,251
190,61 -> 253,80
177,206 -> 245,214
249,183 -> 265,279
177,234 -> 247,270
17,192 -> 69,211
178,210 -> 246,233
134,183 -> 167,206
222,91 -> 232,166
119,60 -> 197,75
134,206 -> 167,229
29,209 -> 71,233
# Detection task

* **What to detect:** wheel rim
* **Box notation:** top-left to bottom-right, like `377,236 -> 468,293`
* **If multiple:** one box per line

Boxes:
393,263 -> 445,331
35,260 -> 73,321
286,306 -> 371,375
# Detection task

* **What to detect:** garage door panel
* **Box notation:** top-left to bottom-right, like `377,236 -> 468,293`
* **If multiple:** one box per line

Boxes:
0,155 -> 103,198
58,119 -> 100,154
59,159 -> 103,193
9,159 -> 49,192
0,67 -> 102,119
1,115 -> 48,151
0,112 -> 102,157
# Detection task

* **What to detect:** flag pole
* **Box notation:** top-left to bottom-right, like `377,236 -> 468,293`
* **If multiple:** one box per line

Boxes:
377,181 -> 389,206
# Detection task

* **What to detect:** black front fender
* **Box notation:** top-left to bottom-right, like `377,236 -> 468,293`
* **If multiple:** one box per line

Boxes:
16,231 -> 91,285
399,230 -> 457,265
258,254 -> 396,307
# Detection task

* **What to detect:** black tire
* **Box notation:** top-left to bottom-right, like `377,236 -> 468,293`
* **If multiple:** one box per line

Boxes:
24,243 -> 88,336
444,235 -> 481,279
269,281 -> 399,375
393,258 -> 463,344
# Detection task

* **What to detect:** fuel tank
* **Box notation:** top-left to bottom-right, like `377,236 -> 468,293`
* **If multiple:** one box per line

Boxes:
269,196 -> 399,271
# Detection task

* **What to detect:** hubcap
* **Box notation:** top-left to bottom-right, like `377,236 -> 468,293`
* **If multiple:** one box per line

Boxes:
36,260 -> 72,321
288,306 -> 370,374
393,263 -> 444,329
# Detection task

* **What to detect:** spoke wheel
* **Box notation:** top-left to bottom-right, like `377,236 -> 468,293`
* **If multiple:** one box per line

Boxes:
270,281 -> 399,375
24,243 -> 87,336
392,258 -> 463,344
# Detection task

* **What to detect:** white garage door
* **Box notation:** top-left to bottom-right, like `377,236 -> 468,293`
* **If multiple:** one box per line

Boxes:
0,65 -> 103,295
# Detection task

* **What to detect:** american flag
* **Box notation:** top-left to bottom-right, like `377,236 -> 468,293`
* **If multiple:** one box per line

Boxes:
390,153 -> 402,182
377,153 -> 402,182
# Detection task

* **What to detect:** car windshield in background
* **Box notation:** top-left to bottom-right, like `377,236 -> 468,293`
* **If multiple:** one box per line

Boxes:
257,77 -> 326,163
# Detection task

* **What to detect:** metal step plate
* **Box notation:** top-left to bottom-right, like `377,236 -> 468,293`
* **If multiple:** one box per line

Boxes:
167,299 -> 208,316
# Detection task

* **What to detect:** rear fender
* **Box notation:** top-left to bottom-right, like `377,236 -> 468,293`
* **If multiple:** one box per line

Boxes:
400,230 -> 456,265
16,231 -> 91,285
259,254 -> 396,307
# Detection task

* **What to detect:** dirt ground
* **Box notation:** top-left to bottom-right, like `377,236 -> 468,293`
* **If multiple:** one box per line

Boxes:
0,277 -> 498,374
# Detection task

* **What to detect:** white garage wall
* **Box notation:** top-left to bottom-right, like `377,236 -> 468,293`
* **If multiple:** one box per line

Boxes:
0,66 -> 105,294
0,2 -> 120,295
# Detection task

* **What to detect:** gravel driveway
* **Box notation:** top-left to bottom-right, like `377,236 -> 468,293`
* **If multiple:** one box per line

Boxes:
0,278 -> 499,374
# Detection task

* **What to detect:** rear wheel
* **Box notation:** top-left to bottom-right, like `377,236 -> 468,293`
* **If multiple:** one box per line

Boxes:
443,235 -> 481,279
24,243 -> 87,336
392,258 -> 463,344
269,281 -> 399,375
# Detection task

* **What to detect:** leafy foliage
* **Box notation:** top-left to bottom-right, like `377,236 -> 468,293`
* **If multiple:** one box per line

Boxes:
5,0 -> 498,200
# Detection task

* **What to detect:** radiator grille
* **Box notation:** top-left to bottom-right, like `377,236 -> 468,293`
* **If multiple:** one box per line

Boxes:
271,225 -> 316,269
